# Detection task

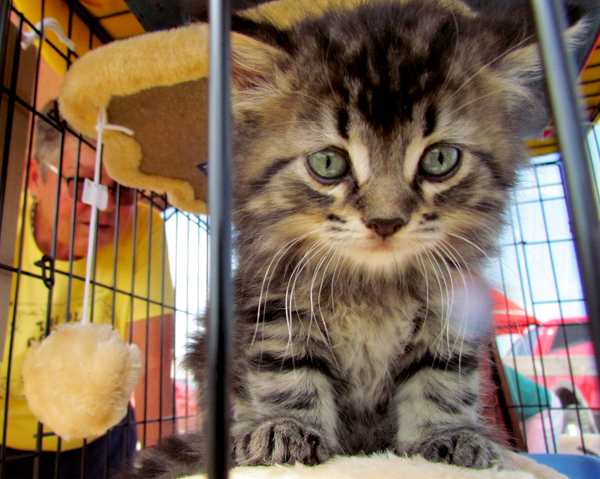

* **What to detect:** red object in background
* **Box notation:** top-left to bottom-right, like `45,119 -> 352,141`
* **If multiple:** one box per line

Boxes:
174,380 -> 199,433
491,289 -> 537,335
491,290 -> 599,432
131,380 -> 199,434
511,316 -> 599,431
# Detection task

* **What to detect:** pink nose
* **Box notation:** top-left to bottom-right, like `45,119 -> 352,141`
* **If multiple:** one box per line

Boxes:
366,218 -> 406,238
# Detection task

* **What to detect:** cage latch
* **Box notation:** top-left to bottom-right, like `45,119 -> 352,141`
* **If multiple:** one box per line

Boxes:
34,255 -> 55,289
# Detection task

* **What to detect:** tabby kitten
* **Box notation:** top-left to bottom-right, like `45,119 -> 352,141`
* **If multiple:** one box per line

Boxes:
121,0 -> 580,477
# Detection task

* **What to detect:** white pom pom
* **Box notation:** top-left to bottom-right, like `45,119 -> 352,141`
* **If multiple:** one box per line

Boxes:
21,322 -> 141,440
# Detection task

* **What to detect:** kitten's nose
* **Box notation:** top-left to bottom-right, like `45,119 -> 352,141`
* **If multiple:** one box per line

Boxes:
366,217 -> 407,238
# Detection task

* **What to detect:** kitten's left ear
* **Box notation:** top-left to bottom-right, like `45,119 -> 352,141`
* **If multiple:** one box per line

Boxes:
497,9 -> 591,140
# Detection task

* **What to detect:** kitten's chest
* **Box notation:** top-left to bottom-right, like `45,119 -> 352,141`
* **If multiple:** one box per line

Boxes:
325,297 -> 424,406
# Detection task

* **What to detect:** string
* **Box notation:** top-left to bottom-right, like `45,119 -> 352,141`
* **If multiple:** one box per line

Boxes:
21,18 -> 76,51
80,108 -> 133,324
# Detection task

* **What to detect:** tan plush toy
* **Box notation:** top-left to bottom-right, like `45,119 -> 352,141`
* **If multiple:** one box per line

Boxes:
21,87 -> 142,441
22,322 -> 141,440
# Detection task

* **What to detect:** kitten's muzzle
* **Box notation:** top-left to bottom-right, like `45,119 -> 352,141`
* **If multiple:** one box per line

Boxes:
366,217 -> 407,239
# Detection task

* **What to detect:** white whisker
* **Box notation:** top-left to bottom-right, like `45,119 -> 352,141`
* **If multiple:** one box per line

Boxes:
253,230 -> 319,348
329,253 -> 344,314
437,241 -> 470,368
446,232 -> 492,262
431,247 -> 456,359
308,247 -> 333,337
285,239 -> 329,359
414,253 -> 431,319
423,249 -> 448,361
313,249 -> 339,364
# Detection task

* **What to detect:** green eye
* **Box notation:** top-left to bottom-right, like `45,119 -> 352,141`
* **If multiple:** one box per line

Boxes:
419,146 -> 461,179
307,149 -> 349,181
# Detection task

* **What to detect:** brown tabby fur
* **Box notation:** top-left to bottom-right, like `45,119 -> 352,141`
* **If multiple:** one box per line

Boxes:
115,1 -> 584,477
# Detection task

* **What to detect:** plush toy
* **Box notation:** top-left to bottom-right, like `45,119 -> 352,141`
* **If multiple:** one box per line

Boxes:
52,0 -> 596,477
22,322 -> 141,441
17,22 -> 143,443
20,106 -> 142,441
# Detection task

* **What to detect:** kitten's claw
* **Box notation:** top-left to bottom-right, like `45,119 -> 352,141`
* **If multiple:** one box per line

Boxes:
236,418 -> 332,466
404,428 -> 502,469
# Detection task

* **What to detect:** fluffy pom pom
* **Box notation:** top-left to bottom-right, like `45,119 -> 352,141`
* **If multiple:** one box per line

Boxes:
21,322 -> 141,440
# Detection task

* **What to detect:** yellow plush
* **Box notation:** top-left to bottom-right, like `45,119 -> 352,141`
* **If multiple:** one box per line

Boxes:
21,322 -> 141,440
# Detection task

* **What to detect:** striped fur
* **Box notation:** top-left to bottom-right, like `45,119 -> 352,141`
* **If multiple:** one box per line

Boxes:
116,1 -> 576,477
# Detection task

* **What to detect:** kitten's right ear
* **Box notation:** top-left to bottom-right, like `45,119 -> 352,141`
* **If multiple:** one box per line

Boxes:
230,34 -> 289,91
229,18 -> 292,91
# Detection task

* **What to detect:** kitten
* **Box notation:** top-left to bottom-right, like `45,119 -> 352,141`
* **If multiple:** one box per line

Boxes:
119,0 -> 582,477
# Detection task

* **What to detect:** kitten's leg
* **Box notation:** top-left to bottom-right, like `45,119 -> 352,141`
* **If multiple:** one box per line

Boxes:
395,350 -> 504,469
233,357 -> 340,466
112,433 -> 204,479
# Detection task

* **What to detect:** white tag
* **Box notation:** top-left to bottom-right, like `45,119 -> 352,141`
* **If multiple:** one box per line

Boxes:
82,179 -> 108,211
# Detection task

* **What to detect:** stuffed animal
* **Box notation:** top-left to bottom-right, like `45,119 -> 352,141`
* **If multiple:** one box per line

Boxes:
22,322 -> 141,440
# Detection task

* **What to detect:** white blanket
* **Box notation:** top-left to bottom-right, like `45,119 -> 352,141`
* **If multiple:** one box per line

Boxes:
182,452 -> 568,479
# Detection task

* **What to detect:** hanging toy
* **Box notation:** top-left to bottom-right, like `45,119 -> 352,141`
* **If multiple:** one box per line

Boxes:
21,109 -> 142,441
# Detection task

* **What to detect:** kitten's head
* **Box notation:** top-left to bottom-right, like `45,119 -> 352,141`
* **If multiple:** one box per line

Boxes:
228,0 -> 571,274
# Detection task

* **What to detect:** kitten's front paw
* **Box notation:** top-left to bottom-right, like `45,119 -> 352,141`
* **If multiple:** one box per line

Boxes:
235,418 -> 332,466
404,428 -> 502,469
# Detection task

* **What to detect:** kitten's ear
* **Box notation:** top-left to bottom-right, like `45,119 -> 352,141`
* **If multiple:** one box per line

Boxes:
230,26 -> 291,91
497,13 -> 590,140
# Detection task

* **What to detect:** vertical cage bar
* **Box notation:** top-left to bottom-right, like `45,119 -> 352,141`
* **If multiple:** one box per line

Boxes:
206,0 -> 233,477
0,12 -> 21,244
0,1 -> 11,100
530,0 -> 600,380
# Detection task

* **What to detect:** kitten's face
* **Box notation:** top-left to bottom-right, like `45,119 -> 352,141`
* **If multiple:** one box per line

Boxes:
232,0 -> 537,273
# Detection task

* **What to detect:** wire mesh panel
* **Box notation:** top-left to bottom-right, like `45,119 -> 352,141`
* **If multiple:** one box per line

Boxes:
491,148 -> 600,455
0,2 -> 205,478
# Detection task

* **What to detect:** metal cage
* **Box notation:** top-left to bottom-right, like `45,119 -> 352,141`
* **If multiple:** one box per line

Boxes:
0,1 -> 599,478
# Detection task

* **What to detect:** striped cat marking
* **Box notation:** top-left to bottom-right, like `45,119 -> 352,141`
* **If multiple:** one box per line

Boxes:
117,1 -> 586,477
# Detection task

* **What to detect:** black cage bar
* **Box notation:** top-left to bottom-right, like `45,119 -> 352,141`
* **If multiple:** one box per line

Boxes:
531,0 -> 600,384
205,1 -> 234,478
